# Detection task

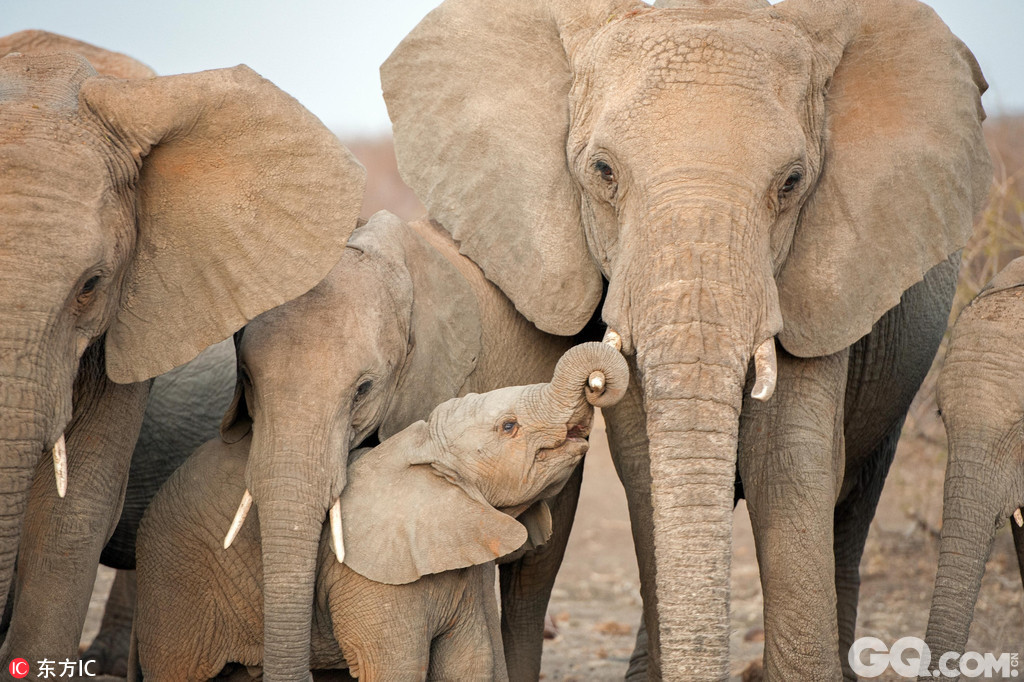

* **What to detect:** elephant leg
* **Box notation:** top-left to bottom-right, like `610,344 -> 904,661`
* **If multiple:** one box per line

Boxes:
602,356 -> 658,681
0,346 -> 150,674
499,460 -> 582,681
1014,522 -> 1024,592
82,569 -> 136,676
432,565 -> 507,682
738,347 -> 849,682
833,426 -> 900,681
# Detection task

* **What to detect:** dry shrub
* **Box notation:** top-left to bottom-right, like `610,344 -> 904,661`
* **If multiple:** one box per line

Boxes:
905,115 -> 1024,443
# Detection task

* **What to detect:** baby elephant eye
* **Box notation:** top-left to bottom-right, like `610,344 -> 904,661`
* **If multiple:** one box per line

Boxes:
594,160 -> 615,183
500,419 -> 519,436
354,380 -> 373,400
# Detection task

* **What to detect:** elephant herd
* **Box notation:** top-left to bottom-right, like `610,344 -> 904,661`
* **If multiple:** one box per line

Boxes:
0,0 -> 1016,679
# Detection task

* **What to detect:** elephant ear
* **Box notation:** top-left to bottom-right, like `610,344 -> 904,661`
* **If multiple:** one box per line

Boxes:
0,30 -> 155,79
773,0 -> 991,357
977,256 -> 1024,301
341,422 -> 528,585
80,65 -> 366,383
351,213 -> 483,441
381,0 -> 641,336
220,329 -> 252,444
516,499 -> 554,552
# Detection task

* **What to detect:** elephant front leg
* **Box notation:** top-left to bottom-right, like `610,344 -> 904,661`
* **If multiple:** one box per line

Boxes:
499,461 -> 583,682
601,358 -> 658,681
738,347 -> 849,681
81,569 -> 136,677
1,348 -> 149,676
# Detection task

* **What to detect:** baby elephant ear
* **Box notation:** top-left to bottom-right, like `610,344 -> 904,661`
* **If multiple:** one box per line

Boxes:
0,30 -> 155,78
341,423 -> 527,585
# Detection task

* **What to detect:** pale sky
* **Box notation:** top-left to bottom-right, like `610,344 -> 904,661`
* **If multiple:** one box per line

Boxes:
4,1 -> 1022,137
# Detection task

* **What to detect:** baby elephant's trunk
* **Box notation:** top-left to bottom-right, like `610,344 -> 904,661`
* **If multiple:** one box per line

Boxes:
545,341 -> 629,412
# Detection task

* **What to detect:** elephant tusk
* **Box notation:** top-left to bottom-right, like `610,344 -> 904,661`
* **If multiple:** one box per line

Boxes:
1015,509 -> 1023,528
602,328 -> 622,352
52,433 -> 67,498
330,498 -> 345,563
751,337 -> 777,402
588,371 -> 606,393
223,489 -> 253,549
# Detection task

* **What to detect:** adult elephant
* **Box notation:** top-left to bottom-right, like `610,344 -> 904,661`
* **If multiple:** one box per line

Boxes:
381,0 -> 991,678
0,31 -> 364,676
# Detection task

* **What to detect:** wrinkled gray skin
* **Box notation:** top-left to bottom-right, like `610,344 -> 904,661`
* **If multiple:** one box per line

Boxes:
921,257 -> 1024,680
381,0 -> 992,678
82,339 -> 237,675
0,31 -> 362,678
134,342 -> 628,681
222,212 -> 577,681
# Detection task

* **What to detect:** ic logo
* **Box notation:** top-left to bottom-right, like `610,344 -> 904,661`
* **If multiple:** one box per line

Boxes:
8,658 -> 29,678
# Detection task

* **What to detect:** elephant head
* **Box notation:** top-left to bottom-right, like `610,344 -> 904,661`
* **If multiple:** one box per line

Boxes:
0,30 -> 364,641
381,0 -> 991,674
218,210 -> 484,679
924,256 -> 1024,671
341,340 -> 629,585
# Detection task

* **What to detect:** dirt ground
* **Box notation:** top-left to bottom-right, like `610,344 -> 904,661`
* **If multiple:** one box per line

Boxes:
83,405 -> 1024,681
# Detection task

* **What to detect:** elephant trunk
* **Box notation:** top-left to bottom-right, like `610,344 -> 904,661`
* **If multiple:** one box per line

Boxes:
543,341 -> 629,413
247,424 -> 344,682
625,227 -> 778,679
922,442 -> 1006,677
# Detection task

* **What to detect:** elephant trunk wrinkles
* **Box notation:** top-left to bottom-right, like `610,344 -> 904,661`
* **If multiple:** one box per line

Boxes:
923,445 -> 1005,676
630,236 -> 771,680
249,431 -> 337,682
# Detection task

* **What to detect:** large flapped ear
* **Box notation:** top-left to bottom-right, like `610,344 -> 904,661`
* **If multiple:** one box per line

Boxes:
341,422 -> 527,585
381,0 -> 640,336
82,66 -> 366,383
0,30 -> 155,79
378,218 -> 482,440
219,329 -> 252,444
773,0 -> 991,358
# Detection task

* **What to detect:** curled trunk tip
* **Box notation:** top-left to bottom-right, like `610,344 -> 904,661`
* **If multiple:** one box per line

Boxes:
550,342 -> 629,409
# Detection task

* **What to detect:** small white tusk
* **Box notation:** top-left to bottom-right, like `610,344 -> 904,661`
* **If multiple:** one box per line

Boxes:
223,489 -> 253,549
330,498 -> 344,563
52,434 -> 67,498
588,371 -> 606,393
1015,509 -> 1023,528
751,337 -> 777,402
602,328 -> 622,352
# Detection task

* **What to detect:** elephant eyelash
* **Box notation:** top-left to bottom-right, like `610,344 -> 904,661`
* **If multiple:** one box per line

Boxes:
499,419 -> 519,437
594,160 -> 615,183
75,275 -> 101,306
777,169 -> 803,202
354,380 -> 373,401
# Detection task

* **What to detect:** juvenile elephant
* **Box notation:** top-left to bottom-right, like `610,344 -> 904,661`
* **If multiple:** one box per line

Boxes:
0,31 -> 364,674
921,256 -> 1024,678
219,210 -> 577,679
382,0 -> 992,678
133,342 -> 629,681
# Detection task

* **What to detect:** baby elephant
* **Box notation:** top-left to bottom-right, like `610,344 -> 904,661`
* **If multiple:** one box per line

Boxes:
133,342 -> 627,681
922,256 -> 1024,676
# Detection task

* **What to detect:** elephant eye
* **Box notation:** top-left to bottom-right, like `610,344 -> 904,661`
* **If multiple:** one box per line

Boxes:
780,171 -> 803,197
355,380 -> 373,401
594,160 -> 615,183
76,275 -> 100,305
500,419 -> 519,436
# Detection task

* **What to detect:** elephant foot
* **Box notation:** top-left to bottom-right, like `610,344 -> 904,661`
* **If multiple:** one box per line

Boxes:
741,659 -> 765,682
80,623 -> 131,678
543,612 -> 559,640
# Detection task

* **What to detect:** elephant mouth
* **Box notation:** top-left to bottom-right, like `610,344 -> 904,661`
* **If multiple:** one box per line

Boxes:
566,421 -> 591,441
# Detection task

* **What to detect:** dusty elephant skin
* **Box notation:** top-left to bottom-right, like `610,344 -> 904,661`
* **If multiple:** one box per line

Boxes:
921,256 -> 1024,680
133,342 -> 629,681
382,0 -> 992,678
219,211 -> 578,681
0,30 -> 364,677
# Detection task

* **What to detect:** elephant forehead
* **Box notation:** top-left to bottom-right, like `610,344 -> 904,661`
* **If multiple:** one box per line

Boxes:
581,11 -> 813,106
